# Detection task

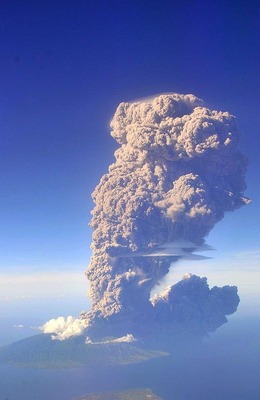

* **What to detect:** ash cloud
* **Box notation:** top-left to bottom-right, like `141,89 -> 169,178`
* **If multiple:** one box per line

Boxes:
151,274 -> 239,337
44,93 -> 249,342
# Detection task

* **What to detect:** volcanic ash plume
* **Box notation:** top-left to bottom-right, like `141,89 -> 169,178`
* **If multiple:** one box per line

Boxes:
42,93 -> 249,341
79,93 -> 249,338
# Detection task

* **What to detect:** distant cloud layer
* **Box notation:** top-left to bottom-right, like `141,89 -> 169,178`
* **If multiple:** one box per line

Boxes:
43,93 -> 249,341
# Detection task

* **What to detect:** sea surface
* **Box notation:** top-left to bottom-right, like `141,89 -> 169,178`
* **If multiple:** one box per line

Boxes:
0,316 -> 259,400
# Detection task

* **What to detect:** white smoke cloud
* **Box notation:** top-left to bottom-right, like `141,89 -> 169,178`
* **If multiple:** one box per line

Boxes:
41,316 -> 89,341
85,333 -> 137,345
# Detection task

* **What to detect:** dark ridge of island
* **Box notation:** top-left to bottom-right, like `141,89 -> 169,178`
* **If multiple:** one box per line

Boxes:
0,334 -> 168,369
72,388 -> 163,400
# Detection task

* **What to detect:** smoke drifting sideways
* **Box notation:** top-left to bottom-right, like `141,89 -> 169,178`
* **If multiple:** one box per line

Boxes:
42,93 -> 249,342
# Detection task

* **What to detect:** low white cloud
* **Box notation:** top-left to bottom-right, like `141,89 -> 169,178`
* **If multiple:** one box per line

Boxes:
1,294 -> 33,302
13,324 -> 25,329
234,248 -> 260,262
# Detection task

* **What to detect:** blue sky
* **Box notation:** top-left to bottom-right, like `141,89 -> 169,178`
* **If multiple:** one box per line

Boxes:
0,0 -> 259,317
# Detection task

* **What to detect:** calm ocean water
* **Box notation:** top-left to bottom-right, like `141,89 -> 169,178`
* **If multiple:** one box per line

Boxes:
0,317 -> 260,400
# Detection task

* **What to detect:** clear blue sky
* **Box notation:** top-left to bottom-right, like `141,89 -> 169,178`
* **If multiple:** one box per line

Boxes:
0,1 -> 259,316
